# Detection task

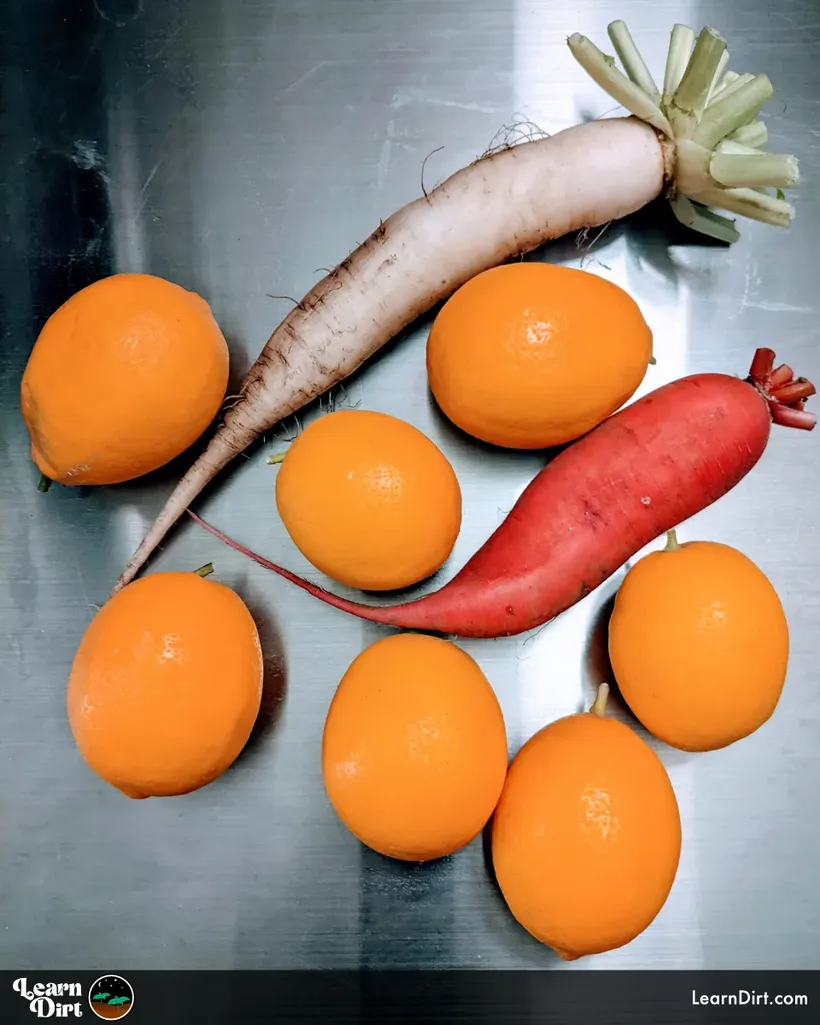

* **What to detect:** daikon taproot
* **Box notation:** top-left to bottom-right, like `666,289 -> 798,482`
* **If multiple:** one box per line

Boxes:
113,20 -> 800,595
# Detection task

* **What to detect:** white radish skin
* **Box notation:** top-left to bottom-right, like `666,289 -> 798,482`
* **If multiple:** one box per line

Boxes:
113,117 -> 665,594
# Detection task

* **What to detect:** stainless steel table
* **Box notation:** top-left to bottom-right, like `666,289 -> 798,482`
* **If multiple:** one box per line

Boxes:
1,0 -> 818,971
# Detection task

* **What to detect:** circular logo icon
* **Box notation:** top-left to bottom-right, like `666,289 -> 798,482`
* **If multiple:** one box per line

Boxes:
88,976 -> 134,1019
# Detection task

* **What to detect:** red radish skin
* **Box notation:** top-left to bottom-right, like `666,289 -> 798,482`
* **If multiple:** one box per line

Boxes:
190,349 -> 815,639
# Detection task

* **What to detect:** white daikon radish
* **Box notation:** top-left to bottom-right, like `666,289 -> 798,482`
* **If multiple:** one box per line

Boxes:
113,20 -> 799,594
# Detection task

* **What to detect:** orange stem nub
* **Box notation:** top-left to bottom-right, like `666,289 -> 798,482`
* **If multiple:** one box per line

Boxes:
590,683 -> 610,717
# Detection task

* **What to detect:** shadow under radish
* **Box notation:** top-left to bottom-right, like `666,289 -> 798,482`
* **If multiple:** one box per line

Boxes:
521,192 -> 720,290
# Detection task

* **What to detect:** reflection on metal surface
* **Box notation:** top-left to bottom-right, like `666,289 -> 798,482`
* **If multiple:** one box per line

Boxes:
1,0 -> 819,971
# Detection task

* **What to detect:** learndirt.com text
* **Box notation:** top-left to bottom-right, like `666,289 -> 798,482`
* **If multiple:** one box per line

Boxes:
693,989 -> 809,1008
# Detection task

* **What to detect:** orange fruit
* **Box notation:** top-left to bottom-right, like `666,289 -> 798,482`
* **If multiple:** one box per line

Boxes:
608,531 -> 789,752
275,409 -> 462,591
491,685 -> 680,961
426,262 -> 653,449
21,272 -> 229,485
322,633 -> 508,861
67,571 -> 262,799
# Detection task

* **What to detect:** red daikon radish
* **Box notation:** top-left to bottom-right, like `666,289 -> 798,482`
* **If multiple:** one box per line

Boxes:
188,349 -> 815,639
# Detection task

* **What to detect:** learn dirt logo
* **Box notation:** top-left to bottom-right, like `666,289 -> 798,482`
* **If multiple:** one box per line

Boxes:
13,978 -> 83,1017
88,976 -> 134,1019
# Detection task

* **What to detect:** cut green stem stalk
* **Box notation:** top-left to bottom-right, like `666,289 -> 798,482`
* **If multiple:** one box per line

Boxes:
193,562 -> 215,578
716,69 -> 740,91
694,75 -> 773,148
693,185 -> 793,227
267,451 -> 287,465
567,19 -> 798,241
705,50 -> 730,105
707,68 -> 739,104
707,72 -> 754,109
716,139 -> 762,157
669,194 -> 740,244
669,27 -> 728,136
673,27 -> 727,111
567,33 -> 673,136
37,474 -> 52,493
710,151 -> 800,190
727,121 -> 768,147
607,20 -> 661,102
663,24 -> 695,105
665,529 -> 681,551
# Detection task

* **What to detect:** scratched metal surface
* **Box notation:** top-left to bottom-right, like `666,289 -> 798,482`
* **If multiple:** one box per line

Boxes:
1,0 -> 819,971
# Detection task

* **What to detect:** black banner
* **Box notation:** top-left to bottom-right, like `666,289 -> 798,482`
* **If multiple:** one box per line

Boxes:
0,970 -> 817,1024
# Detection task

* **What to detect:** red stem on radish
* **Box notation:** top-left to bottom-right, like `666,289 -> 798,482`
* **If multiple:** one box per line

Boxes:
770,379 -> 816,405
749,347 -> 776,381
770,403 -> 817,430
747,347 -> 817,431
769,364 -> 795,389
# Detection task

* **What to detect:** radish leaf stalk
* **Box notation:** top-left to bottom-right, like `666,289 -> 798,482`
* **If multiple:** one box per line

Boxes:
607,21 -> 661,103
707,72 -> 755,110
668,26 -> 728,136
709,152 -> 800,191
566,34 -> 672,136
728,121 -> 767,147
704,51 -> 730,106
662,24 -> 695,105
709,70 -> 741,102
568,21 -> 799,239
